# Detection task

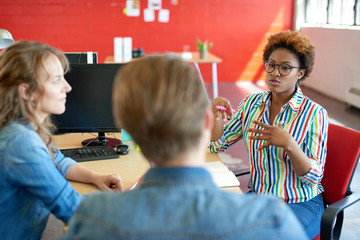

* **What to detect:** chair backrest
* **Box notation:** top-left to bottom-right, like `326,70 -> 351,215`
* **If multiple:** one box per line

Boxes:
321,123 -> 360,204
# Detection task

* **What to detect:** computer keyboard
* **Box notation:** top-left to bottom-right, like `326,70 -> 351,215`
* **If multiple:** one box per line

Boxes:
60,146 -> 119,162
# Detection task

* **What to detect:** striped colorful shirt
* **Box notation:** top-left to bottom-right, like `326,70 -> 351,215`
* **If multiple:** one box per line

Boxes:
209,87 -> 328,204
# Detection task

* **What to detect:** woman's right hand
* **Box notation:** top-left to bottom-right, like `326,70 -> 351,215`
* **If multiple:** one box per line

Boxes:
211,97 -> 234,122
210,97 -> 233,142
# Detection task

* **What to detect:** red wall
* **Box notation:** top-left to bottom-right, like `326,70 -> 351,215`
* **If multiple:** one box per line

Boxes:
0,0 -> 294,82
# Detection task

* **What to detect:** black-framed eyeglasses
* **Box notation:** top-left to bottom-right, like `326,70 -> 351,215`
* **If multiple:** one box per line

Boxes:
264,61 -> 300,76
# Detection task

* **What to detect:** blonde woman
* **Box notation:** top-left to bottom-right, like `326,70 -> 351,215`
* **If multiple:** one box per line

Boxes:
0,41 -> 122,240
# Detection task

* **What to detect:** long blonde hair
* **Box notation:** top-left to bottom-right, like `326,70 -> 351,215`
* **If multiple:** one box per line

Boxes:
0,41 -> 69,157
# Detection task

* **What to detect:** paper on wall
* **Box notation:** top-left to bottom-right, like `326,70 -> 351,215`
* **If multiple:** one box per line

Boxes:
144,8 -> 155,22
125,0 -> 140,17
114,37 -> 123,62
158,9 -> 169,23
123,37 -> 132,62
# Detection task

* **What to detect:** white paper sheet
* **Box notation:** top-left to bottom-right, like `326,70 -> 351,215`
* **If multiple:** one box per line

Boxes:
158,9 -> 169,23
144,8 -> 155,22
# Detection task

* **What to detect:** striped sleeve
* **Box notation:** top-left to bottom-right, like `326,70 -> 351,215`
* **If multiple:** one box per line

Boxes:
209,97 -> 247,153
298,107 -> 329,185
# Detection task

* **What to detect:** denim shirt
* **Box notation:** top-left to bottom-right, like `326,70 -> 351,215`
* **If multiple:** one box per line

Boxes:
64,167 -> 308,240
0,121 -> 82,240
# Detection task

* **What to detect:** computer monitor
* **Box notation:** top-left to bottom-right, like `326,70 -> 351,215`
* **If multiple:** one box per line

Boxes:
52,63 -> 124,147
65,52 -> 98,64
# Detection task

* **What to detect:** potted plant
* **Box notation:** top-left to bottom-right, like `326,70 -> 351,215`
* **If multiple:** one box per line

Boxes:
196,39 -> 213,59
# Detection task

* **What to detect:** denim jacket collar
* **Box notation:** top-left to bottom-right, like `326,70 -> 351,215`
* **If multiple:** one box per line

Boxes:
13,118 -> 33,130
141,167 -> 216,188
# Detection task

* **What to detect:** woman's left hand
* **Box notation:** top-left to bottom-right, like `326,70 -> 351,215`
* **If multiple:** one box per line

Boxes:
247,120 -> 311,176
247,120 -> 294,151
93,174 -> 123,192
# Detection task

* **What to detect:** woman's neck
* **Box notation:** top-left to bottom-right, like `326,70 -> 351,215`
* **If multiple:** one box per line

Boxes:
271,88 -> 296,107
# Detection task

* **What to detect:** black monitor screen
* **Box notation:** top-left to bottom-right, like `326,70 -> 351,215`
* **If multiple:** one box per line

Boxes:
52,64 -> 124,146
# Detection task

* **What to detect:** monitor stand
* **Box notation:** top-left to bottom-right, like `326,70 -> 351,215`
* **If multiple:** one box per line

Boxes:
81,132 -> 121,147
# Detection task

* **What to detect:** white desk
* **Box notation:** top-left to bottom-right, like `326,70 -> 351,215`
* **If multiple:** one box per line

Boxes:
52,132 -> 240,194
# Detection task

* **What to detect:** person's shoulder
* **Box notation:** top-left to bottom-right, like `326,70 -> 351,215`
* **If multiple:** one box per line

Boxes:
297,87 -> 325,110
64,192 -> 122,240
211,192 -> 306,236
2,121 -> 37,137
219,191 -> 291,218
78,191 -> 122,211
301,95 -> 328,116
0,122 -> 40,148
69,192 -> 125,227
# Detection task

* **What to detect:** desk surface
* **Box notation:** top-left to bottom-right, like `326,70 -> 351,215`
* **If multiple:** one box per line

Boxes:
52,133 -> 241,194
104,52 -> 222,64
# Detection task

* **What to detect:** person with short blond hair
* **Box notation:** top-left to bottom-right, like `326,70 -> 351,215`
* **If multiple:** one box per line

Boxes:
64,54 -> 307,240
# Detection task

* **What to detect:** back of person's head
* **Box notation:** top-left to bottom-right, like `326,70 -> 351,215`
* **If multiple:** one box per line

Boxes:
0,40 -> 69,129
262,30 -> 315,82
112,54 -> 209,165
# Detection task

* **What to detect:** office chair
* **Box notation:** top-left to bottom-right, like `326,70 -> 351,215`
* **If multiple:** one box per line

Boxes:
315,123 -> 360,240
235,123 -> 360,240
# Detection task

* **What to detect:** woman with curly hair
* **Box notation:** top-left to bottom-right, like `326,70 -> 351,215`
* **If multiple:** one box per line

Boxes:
0,41 -> 122,240
209,30 -> 328,238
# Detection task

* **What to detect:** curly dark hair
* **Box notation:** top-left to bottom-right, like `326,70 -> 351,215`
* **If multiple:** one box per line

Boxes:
263,30 -> 315,82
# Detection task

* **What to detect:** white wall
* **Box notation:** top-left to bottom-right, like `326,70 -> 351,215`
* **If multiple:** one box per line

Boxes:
301,27 -> 360,102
